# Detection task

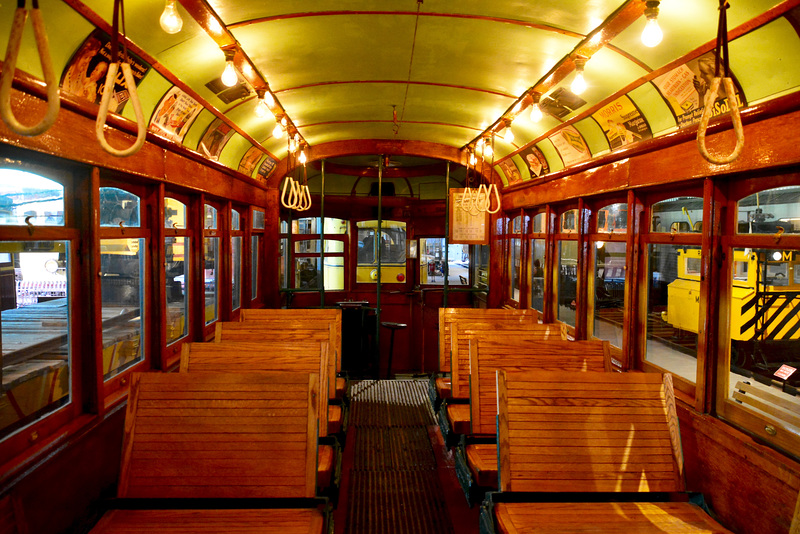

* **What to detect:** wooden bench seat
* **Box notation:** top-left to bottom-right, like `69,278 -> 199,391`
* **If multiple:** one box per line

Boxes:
442,323 -> 567,443
215,322 -> 346,434
456,335 -> 610,504
180,341 -> 338,491
89,372 -> 326,534
480,370 -> 733,534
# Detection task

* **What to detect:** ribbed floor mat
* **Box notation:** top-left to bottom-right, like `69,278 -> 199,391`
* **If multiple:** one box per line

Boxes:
344,380 -> 454,534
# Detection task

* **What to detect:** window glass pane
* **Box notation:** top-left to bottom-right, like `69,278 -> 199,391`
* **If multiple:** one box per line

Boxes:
204,237 -> 219,324
279,238 -> 288,289
727,247 -> 800,428
164,198 -> 186,229
100,188 -> 140,228
100,238 -> 145,380
251,235 -> 260,300
594,241 -> 626,347
530,238 -> 546,312
421,238 -> 445,285
651,196 -> 702,233
295,240 -> 321,253
231,209 -> 240,231
473,244 -> 489,290
356,221 -> 406,284
597,203 -> 627,233
296,257 -> 320,289
451,244 -> 470,285
737,186 -> 800,234
645,244 -> 700,383
323,218 -> 347,235
293,217 -> 320,234
325,240 -> 345,253
253,209 -> 265,230
165,237 -> 188,345
509,238 -> 521,301
324,257 -> 345,290
204,204 -> 217,230
558,241 -> 578,326
0,171 -> 65,226
0,241 -> 70,438
560,209 -> 578,234
232,236 -> 242,310
511,216 -> 522,234
280,219 -> 289,233
532,213 -> 545,234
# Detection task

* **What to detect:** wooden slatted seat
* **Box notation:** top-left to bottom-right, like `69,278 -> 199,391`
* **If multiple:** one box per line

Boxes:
456,335 -> 610,504
180,341 -> 337,491
440,323 -> 567,451
239,308 -> 343,391
89,372 -> 326,534
215,321 -> 345,435
480,370 -> 733,534
431,309 -> 540,411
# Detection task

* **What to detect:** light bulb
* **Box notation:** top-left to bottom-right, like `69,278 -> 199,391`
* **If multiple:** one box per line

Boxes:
255,98 -> 269,118
469,152 -> 477,166
288,137 -> 297,152
773,251 -> 783,261
221,59 -> 238,87
272,123 -> 284,139
641,17 -> 663,47
571,71 -> 586,95
263,91 -> 275,109
299,149 -> 307,165
159,0 -> 183,34
503,127 -> 514,144
530,102 -> 543,123
483,141 -> 493,159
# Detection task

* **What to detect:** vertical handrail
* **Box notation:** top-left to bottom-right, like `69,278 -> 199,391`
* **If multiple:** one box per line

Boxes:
0,0 -> 60,136
95,0 -> 146,157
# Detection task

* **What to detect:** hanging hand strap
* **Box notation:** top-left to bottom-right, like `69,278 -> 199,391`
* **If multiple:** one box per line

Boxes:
95,0 -> 146,157
697,0 -> 744,164
0,0 -> 60,136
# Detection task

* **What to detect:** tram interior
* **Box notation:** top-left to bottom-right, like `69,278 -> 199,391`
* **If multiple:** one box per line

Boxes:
1,0 -> 800,533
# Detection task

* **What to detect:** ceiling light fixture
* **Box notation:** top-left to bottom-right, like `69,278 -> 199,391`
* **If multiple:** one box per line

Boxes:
159,0 -> 183,34
272,122 -> 284,139
254,89 -> 269,118
220,49 -> 238,87
641,1 -> 663,47
530,93 -> 543,123
502,120 -> 515,143
483,137 -> 493,159
571,55 -> 587,95
299,147 -> 307,165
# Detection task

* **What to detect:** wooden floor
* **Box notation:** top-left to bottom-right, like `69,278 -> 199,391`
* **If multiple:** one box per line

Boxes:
334,379 -> 479,534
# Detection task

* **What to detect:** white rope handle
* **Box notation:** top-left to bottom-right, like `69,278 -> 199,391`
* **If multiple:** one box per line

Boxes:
0,6 -> 60,136
486,183 -> 501,214
297,184 -> 311,211
459,187 -> 473,213
280,176 -> 295,209
95,62 -> 146,157
697,77 -> 744,165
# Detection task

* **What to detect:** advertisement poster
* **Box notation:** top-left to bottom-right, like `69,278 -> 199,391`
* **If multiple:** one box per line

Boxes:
238,145 -> 264,176
548,125 -> 590,167
653,51 -> 746,128
61,29 -> 149,113
497,159 -> 521,185
448,189 -> 488,244
256,156 -> 278,182
517,145 -> 550,179
198,119 -> 235,161
592,95 -> 652,149
149,86 -> 204,143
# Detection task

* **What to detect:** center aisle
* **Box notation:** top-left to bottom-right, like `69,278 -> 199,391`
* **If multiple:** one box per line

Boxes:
334,379 -> 479,534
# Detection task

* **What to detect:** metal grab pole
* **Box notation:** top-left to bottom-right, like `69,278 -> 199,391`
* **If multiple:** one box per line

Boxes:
443,161 -> 450,308
375,156 -> 383,377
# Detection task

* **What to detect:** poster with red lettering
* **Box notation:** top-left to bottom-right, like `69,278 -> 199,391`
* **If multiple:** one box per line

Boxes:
592,96 -> 652,149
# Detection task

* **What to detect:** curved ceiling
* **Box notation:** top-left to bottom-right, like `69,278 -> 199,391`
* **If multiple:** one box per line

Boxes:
1,0 -> 799,187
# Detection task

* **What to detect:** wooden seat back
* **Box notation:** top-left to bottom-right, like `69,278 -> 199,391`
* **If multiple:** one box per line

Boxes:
497,370 -> 684,494
215,321 -> 336,400
180,340 -> 330,437
118,372 -> 319,499
449,322 -> 566,399
733,381 -> 800,431
239,309 -> 342,373
470,337 -> 611,435
438,308 -> 540,374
